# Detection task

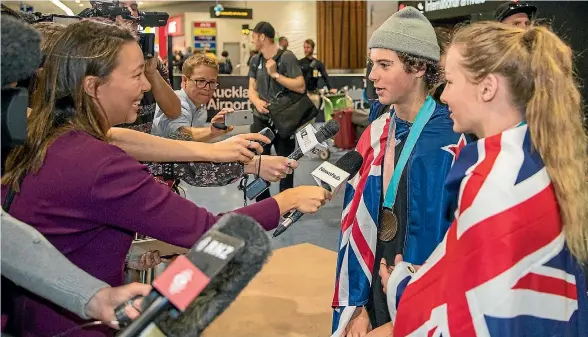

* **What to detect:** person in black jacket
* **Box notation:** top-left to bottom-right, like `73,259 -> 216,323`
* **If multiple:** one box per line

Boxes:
495,1 -> 537,27
219,50 -> 233,74
299,39 -> 335,94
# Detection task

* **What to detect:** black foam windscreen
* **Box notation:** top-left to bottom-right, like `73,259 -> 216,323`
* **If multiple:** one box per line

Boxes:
155,213 -> 272,337
1,15 -> 42,86
335,150 -> 363,178
316,119 -> 340,143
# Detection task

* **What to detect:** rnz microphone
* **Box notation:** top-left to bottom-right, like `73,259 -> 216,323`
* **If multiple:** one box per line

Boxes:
118,214 -> 271,337
273,150 -> 364,237
287,119 -> 340,160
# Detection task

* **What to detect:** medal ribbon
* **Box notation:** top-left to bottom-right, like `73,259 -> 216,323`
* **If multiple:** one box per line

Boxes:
382,95 -> 437,210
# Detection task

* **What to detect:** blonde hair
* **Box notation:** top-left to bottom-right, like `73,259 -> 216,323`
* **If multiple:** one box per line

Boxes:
452,21 -> 588,264
181,53 -> 218,77
33,22 -> 66,53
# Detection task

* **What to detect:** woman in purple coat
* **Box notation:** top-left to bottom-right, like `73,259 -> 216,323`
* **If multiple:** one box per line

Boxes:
1,20 -> 329,337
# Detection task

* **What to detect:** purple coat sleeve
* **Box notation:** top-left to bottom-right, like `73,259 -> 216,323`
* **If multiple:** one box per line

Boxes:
89,150 -> 280,249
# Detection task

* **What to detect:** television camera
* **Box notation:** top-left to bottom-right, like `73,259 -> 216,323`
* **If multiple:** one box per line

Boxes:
29,0 -> 169,59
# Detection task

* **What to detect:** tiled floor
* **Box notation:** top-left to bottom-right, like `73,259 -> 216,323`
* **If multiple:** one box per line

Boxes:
180,149 -> 346,253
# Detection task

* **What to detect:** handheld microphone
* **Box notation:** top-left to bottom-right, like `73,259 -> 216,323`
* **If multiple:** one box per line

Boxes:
1,15 -> 42,86
273,151 -> 363,237
287,119 -> 340,160
245,121 -> 340,201
117,213 -> 271,337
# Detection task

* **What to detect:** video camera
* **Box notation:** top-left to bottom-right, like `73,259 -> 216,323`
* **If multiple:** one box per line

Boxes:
31,0 -> 169,59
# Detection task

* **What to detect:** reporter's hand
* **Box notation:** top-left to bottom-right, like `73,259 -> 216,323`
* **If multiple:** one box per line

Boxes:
84,283 -> 152,329
344,306 -> 371,337
274,186 -> 331,215
210,108 -> 235,135
209,133 -> 270,163
127,250 -> 161,271
245,156 -> 298,182
252,98 -> 269,114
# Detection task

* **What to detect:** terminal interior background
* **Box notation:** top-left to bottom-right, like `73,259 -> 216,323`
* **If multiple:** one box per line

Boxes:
4,1 -> 588,336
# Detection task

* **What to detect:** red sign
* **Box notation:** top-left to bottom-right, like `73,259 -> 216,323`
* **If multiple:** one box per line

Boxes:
167,15 -> 184,37
152,255 -> 210,311
194,22 -> 216,28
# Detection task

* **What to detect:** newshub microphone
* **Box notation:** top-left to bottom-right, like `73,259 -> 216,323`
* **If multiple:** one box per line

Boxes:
287,119 -> 340,160
245,120 -> 340,201
273,150 -> 364,237
118,213 -> 271,337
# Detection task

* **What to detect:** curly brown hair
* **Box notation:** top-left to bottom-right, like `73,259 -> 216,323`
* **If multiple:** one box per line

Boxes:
396,52 -> 441,90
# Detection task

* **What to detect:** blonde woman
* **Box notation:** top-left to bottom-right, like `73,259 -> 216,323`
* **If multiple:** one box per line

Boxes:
380,22 -> 588,336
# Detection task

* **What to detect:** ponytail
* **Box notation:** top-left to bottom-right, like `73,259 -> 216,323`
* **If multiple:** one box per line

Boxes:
452,22 -> 588,265
525,27 -> 588,264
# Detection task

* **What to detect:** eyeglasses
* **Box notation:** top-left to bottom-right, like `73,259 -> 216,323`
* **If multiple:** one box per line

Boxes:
187,78 -> 218,89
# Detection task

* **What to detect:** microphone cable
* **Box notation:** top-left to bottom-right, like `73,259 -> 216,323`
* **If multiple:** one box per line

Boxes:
51,321 -> 116,337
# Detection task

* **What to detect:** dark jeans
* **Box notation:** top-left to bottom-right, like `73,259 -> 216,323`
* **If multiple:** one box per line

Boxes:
251,116 -> 295,201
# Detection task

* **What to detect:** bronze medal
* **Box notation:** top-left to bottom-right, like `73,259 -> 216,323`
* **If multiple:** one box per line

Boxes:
379,208 -> 398,242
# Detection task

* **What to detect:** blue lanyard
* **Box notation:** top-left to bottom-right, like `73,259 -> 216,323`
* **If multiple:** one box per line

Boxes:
383,95 -> 436,209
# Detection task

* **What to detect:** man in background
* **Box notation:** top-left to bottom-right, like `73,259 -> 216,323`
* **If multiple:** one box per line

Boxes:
248,22 -> 305,202
113,1 -> 181,133
219,51 -> 233,74
495,1 -> 537,27
279,36 -> 289,50
299,39 -> 336,107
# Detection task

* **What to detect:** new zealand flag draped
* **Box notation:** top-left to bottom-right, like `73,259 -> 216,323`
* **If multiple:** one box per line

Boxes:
331,113 -> 390,336
387,124 -> 588,337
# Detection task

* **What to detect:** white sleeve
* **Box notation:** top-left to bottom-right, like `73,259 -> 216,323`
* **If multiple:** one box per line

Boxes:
386,261 -> 416,324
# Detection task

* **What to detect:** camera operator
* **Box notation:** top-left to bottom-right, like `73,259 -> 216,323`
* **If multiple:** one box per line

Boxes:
96,0 -> 182,134
1,19 -> 330,336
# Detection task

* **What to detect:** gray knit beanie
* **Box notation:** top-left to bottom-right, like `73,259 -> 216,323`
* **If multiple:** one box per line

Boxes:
368,6 -> 440,62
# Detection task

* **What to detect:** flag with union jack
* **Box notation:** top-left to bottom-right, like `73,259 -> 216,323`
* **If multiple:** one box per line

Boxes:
330,112 -> 390,337
331,101 -> 467,336
389,124 -> 588,337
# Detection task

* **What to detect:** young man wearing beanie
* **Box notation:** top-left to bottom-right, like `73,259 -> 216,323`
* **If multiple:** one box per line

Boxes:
248,22 -> 305,201
331,7 -> 466,337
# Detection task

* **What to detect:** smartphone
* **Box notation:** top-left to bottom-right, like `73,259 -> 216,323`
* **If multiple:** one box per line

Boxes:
225,110 -> 254,126
245,177 -> 270,200
258,127 -> 275,143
